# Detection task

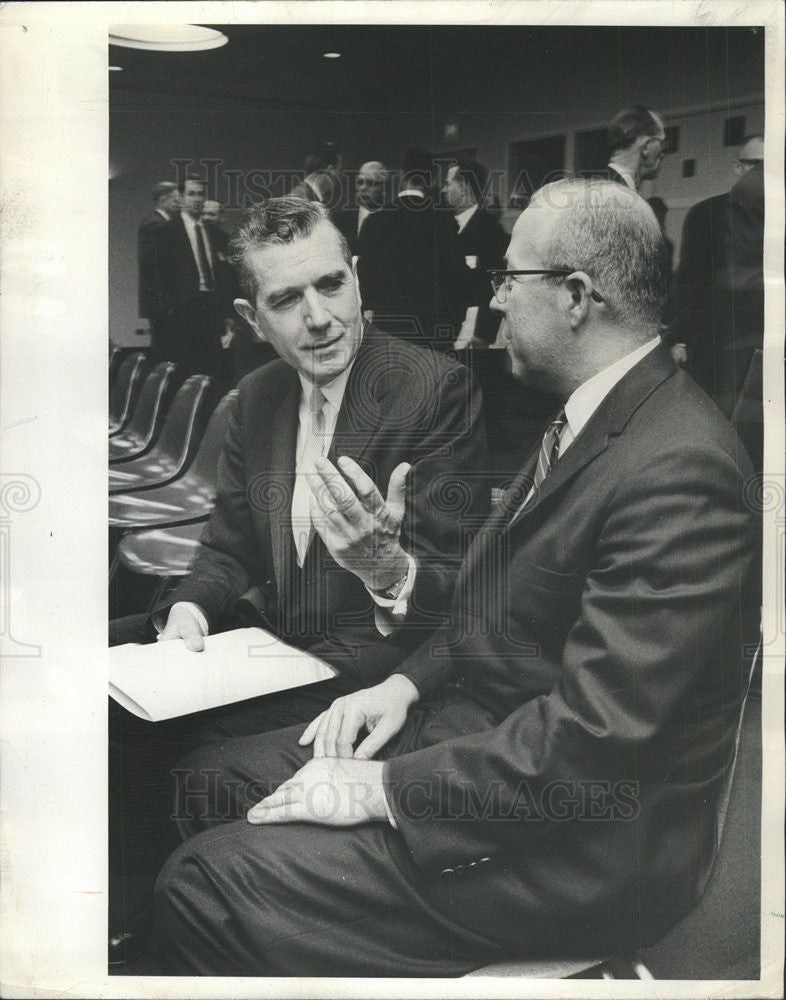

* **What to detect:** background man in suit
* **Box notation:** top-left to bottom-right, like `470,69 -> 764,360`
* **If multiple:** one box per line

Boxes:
155,179 -> 759,977
444,156 -> 508,346
334,160 -> 388,255
607,105 -> 667,191
137,180 -> 180,360
154,174 -> 238,390
109,197 -> 489,962
673,134 -> 764,413
357,148 -> 469,350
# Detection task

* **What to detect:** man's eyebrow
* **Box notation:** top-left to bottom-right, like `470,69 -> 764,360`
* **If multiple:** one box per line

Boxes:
265,270 -> 347,304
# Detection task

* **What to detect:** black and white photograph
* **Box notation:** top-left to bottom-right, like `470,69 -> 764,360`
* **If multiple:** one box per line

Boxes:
1,2 -> 784,997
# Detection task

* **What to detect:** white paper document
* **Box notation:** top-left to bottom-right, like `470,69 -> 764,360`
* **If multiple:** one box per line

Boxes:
109,627 -> 337,722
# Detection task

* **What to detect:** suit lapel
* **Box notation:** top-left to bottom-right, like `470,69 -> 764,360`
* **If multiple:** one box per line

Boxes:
329,325 -> 386,469
460,345 -> 676,578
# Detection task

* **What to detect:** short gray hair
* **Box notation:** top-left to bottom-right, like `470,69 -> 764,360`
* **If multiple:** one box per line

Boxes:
229,196 -> 352,300
531,178 -> 667,328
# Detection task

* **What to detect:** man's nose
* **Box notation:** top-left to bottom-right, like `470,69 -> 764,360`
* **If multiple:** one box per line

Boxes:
303,288 -> 331,330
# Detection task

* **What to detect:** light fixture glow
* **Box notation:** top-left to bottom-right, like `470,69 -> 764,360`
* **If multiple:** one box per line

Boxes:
109,65 -> 123,71
322,52 -> 342,59
109,25 -> 229,52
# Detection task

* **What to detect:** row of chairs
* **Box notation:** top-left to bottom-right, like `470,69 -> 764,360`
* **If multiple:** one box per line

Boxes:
109,351 -> 237,603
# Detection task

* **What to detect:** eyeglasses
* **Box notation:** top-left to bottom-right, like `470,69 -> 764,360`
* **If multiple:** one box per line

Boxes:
488,270 -> 604,304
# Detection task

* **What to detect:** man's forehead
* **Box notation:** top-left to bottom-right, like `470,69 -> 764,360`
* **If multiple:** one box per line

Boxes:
509,206 -> 546,261
249,226 -> 347,286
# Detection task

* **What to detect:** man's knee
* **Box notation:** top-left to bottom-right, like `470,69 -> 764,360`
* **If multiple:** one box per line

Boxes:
109,613 -> 157,647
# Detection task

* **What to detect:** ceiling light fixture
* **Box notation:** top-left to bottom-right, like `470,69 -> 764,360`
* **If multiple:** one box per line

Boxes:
108,25 -> 229,52
322,52 -> 342,59
108,65 -> 123,71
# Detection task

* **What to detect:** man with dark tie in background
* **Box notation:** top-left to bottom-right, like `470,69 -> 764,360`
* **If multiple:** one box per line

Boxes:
154,179 -> 759,977
154,174 -> 237,390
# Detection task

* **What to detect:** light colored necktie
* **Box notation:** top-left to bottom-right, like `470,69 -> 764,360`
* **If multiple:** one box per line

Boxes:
292,387 -> 328,566
511,409 -> 567,522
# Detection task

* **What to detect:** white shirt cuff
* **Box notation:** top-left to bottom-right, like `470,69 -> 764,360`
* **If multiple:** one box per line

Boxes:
382,785 -> 398,829
368,554 -> 417,636
155,601 -> 209,639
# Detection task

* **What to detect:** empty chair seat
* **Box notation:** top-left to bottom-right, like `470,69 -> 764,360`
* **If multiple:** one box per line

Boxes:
109,352 -> 150,436
109,390 -> 237,531
108,375 -> 212,494
117,521 -> 206,577
109,362 -> 178,463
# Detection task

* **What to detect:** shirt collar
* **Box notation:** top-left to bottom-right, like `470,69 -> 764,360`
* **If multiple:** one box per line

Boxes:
181,212 -> 201,231
564,337 -> 661,441
156,208 -> 171,221
607,162 -> 636,190
455,204 -> 478,233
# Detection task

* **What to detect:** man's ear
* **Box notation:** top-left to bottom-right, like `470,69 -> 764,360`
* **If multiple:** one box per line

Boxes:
564,273 -> 593,329
234,299 -> 268,342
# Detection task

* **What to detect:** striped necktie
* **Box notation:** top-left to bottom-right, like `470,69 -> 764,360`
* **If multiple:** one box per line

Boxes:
510,408 -> 567,523
532,408 -> 567,492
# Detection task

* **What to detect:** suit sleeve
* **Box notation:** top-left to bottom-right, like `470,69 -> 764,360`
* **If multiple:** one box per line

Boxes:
399,358 -> 490,627
137,218 -> 166,319
155,392 -> 265,629
384,440 -> 758,869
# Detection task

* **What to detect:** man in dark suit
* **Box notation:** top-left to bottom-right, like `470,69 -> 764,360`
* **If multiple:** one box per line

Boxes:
444,157 -> 508,345
108,197 -> 489,962
154,174 -> 238,388
137,180 -> 180,360
155,179 -> 759,977
673,135 -> 764,412
606,105 -> 667,191
357,148 -> 469,351
334,160 -> 388,255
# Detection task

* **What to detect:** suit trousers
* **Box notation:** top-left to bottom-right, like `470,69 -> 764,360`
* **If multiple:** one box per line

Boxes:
154,694 -> 514,977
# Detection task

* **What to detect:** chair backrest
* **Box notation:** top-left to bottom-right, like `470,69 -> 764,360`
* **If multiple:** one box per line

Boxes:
181,390 -> 239,488
120,362 -> 178,449
109,352 -> 149,431
731,348 -> 763,473
147,375 -> 213,469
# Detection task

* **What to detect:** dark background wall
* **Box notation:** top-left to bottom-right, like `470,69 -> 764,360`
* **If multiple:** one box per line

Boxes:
109,25 -> 765,345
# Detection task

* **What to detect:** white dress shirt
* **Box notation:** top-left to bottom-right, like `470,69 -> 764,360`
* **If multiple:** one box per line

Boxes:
454,204 -> 478,234
181,212 -> 214,291
607,162 -> 636,190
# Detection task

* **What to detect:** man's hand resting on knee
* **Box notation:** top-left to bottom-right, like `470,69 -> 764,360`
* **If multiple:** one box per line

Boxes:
299,673 -> 420,759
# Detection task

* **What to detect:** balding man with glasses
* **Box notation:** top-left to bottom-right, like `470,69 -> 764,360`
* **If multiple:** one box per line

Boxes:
154,180 -> 759,978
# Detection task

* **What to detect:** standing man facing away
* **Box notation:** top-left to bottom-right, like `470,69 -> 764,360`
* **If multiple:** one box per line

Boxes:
673,134 -> 764,412
444,156 -> 508,347
357,148 -> 469,351
155,179 -> 759,977
137,180 -> 180,361
607,105 -> 667,192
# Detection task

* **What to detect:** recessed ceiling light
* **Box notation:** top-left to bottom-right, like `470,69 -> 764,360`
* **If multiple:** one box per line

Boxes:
322,52 -> 342,59
108,25 -> 229,52
109,65 -> 123,71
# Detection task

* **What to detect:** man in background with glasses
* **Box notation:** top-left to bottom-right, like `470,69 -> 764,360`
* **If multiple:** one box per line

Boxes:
154,179 -> 758,978
607,105 -> 667,191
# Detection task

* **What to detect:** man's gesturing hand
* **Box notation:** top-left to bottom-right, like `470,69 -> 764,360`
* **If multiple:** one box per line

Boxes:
299,674 -> 420,759
247,757 -> 387,827
309,455 -> 410,593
